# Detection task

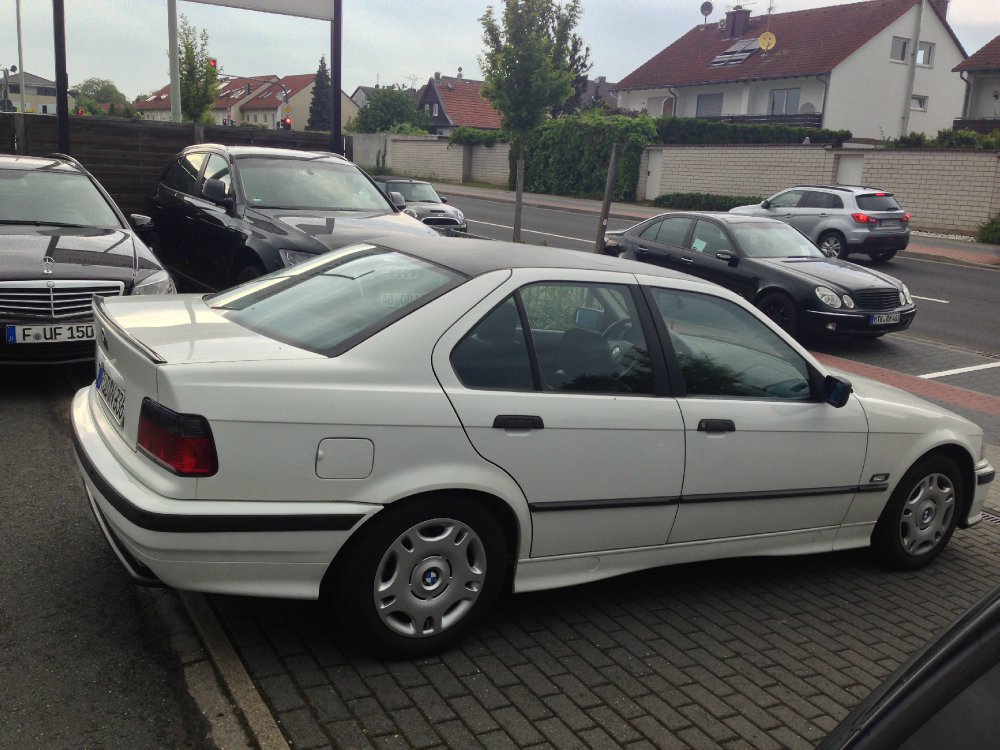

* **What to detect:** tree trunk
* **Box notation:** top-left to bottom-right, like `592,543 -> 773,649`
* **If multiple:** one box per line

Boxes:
513,153 -> 525,243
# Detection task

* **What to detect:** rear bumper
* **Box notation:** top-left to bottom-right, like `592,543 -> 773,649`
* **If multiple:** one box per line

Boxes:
802,307 -> 916,336
70,386 -> 378,599
846,232 -> 910,251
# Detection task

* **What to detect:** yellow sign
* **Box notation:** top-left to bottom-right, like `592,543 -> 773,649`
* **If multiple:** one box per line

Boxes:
282,104 -> 293,115
759,32 -> 777,52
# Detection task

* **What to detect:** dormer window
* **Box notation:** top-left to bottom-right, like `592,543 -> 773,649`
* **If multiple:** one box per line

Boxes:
709,38 -> 758,67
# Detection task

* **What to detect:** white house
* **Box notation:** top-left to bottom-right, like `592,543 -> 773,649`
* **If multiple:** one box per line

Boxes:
614,0 -> 967,140
954,34 -> 1000,128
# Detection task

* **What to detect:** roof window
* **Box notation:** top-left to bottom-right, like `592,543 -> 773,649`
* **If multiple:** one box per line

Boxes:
709,38 -> 758,67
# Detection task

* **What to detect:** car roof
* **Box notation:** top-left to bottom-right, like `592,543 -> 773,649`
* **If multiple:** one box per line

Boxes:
182,143 -> 352,164
0,154 -> 82,173
372,234 -> 696,281
787,184 -> 892,195
646,211 -> 785,226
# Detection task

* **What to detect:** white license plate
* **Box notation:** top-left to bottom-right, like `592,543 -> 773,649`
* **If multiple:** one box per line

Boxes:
96,356 -> 126,426
879,219 -> 898,227
870,313 -> 901,325
5,322 -> 95,344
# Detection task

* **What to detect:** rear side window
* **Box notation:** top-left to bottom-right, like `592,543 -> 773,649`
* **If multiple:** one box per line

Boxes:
208,244 -> 464,356
856,194 -> 901,211
803,191 -> 844,209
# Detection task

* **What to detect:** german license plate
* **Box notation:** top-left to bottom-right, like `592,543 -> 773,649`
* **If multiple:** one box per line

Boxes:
5,322 -> 95,344
879,219 -> 898,227
870,313 -> 901,325
96,356 -> 126,426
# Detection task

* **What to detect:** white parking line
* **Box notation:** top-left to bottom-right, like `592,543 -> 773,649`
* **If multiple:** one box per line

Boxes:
911,295 -> 950,304
468,219 -> 592,245
919,362 -> 1000,379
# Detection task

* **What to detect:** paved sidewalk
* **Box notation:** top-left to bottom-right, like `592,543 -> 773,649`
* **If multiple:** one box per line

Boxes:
436,183 -> 1000,267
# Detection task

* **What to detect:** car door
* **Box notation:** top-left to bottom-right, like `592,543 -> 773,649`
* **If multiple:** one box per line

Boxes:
433,268 -> 686,558
148,152 -> 206,277
187,153 -> 246,290
625,215 -> 693,269
797,190 -> 841,239
762,189 -> 807,227
679,218 -> 756,301
644,283 -> 871,544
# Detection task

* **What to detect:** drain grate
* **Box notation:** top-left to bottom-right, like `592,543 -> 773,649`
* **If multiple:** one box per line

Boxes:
981,510 -> 1000,526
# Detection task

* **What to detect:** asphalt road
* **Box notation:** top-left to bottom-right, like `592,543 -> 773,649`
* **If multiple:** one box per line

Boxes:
0,364 -> 212,749
445,194 -> 1000,359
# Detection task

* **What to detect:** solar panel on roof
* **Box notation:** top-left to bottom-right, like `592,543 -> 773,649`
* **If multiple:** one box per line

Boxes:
708,38 -> 759,67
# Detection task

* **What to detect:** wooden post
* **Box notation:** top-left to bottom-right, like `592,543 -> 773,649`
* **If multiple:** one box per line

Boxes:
594,143 -> 622,253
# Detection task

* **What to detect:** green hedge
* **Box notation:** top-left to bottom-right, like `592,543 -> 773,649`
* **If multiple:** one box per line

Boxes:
654,117 -> 851,147
652,193 -> 764,211
977,216 -> 1000,244
449,127 -> 503,146
885,128 -> 1000,150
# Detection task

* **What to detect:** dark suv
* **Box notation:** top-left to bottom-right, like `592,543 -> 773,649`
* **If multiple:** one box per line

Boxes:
145,145 -> 436,291
731,185 -> 910,263
0,153 -> 174,364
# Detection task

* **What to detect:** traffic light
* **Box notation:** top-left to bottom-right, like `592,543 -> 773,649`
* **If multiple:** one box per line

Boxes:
208,57 -> 217,69
281,116 -> 292,130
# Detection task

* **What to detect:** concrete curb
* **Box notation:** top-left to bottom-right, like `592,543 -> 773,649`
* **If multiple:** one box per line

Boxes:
180,591 -> 290,750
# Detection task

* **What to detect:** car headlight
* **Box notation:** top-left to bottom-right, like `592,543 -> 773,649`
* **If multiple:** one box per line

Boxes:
403,208 -> 419,219
815,286 -> 842,308
278,249 -> 314,267
604,237 -> 620,248
455,210 -> 465,222
132,269 -> 176,295
900,284 -> 913,305
842,295 -> 855,309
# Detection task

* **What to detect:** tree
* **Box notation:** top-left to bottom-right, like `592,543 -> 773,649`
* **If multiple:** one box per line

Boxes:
479,0 -> 582,240
307,56 -> 332,131
549,21 -> 592,118
177,15 -> 219,124
350,86 -> 425,133
73,77 -> 129,107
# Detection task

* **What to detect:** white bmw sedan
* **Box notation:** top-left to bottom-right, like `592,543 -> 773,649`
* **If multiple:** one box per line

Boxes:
71,236 -> 996,658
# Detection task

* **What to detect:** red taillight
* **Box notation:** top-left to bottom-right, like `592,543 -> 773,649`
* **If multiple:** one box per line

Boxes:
851,212 -> 875,224
137,398 -> 218,476
874,192 -> 887,196
902,213 -> 910,222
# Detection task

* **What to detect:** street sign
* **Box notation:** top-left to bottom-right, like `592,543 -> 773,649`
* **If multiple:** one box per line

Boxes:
282,104 -> 293,115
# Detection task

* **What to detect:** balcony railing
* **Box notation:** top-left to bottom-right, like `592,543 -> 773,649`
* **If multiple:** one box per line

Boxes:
952,118 -> 1000,134
699,113 -> 824,129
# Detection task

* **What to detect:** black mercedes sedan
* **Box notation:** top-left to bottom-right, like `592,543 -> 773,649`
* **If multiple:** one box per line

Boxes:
145,145 -> 437,291
0,153 -> 175,364
605,212 -> 915,339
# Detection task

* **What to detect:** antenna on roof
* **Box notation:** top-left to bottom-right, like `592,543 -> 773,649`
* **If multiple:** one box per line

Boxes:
406,74 -> 419,90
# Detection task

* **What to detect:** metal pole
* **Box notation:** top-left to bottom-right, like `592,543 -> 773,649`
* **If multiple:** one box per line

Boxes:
52,0 -> 69,153
331,0 -> 343,154
594,143 -> 622,253
168,0 -> 182,122
900,0 -> 925,137
16,0 -> 26,112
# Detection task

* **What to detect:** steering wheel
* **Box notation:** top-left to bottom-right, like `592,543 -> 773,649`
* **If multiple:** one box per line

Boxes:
602,318 -> 639,375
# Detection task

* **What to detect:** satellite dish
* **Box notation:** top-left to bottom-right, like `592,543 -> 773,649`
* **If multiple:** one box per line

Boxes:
701,1 -> 714,18
758,31 -> 777,51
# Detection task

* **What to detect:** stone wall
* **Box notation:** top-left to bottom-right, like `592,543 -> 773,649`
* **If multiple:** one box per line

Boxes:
350,132 -> 510,186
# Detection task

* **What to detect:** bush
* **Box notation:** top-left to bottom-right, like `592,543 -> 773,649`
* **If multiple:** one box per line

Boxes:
884,128 -> 1000,150
449,127 -> 503,146
976,216 -> 1000,244
652,192 -> 764,211
653,117 -> 852,147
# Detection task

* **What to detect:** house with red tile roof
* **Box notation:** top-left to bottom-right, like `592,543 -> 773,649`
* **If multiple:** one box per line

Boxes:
416,73 -> 502,136
614,0 -> 966,140
241,73 -> 358,131
953,35 -> 1000,130
135,75 -> 276,124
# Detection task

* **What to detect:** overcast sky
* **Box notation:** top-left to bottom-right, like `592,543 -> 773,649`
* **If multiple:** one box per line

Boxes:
1,0 -> 997,100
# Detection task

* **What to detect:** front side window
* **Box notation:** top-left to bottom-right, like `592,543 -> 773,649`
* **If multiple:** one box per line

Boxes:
202,154 -> 231,195
209,244 -> 464,356
768,190 -> 805,208
690,220 -> 731,254
0,168 -> 121,228
451,283 -> 655,395
162,153 -> 205,195
651,288 -> 811,400
236,157 -> 392,211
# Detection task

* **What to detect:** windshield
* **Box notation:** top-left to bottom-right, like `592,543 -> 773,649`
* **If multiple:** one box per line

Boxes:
390,182 -> 441,203
236,157 -> 392,211
729,222 -> 825,259
0,169 -> 122,228
209,244 -> 465,356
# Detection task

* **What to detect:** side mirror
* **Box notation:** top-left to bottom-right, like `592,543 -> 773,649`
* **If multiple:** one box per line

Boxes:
389,191 -> 407,210
761,199 -> 771,209
439,195 -> 448,204
715,250 -> 738,266
822,375 -> 853,408
130,213 -> 154,232
202,178 -> 232,207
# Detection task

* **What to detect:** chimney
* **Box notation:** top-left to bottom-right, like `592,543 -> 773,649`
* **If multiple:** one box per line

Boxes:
434,71 -> 441,81
929,0 -> 949,18
725,5 -> 752,39
457,66 -> 463,79
597,76 -> 606,85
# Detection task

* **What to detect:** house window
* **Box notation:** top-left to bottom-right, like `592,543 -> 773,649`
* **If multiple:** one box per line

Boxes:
916,41 -> 934,66
911,95 -> 928,111
253,113 -> 258,123
41,105 -> 48,114
891,36 -> 909,61
695,92 -> 724,118
424,103 -> 430,114
432,103 -> 439,117
769,88 -> 801,115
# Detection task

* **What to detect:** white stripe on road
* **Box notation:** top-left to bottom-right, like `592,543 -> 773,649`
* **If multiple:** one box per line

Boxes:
468,219 -> 592,245
911,295 -> 950,304
919,362 -> 1000,379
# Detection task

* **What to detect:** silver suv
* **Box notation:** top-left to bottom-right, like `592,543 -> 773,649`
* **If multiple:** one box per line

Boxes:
730,185 -> 910,263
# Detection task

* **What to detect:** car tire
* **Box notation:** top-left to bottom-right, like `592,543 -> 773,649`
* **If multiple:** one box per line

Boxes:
867,248 -> 897,263
331,497 -> 508,659
818,231 -> 848,259
872,455 -> 961,571
232,261 -> 265,286
757,292 -> 800,338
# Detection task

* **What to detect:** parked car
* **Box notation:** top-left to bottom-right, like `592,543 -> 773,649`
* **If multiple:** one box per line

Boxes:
71,236 -> 994,658
821,583 -> 1000,749
144,145 -> 437,291
0,153 -> 175,365
605,212 -> 915,339
730,185 -> 910,263
371,176 -> 467,233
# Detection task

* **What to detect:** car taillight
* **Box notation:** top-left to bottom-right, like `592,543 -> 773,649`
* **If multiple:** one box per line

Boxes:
137,398 -> 218,476
851,212 -> 875,224
902,213 -> 910,222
